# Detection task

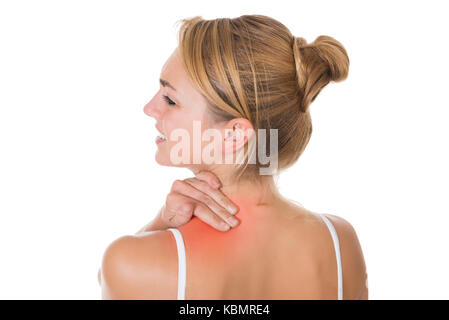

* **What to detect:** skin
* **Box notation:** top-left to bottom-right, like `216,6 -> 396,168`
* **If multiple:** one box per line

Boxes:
98,48 -> 368,299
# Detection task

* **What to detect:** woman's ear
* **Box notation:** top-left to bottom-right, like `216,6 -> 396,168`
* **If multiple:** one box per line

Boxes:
222,118 -> 254,155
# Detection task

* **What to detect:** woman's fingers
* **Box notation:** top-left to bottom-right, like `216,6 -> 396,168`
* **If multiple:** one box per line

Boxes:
183,178 -> 240,228
193,203 -> 232,232
194,171 -> 221,189
166,191 -> 230,232
171,179 -> 239,228
193,171 -> 240,216
165,192 -> 195,219
184,178 -> 238,215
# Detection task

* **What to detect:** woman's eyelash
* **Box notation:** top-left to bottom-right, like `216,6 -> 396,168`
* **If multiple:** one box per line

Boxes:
162,95 -> 176,106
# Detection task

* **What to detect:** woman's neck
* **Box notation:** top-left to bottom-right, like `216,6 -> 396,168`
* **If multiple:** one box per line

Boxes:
191,165 -> 283,207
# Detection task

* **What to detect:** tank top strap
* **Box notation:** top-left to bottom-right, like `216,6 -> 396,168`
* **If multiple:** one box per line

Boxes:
319,214 -> 343,300
167,228 -> 186,300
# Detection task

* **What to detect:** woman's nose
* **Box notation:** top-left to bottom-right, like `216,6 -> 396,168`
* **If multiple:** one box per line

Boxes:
143,96 -> 162,119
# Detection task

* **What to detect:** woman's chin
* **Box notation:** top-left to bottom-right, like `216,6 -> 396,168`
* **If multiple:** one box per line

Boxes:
155,153 -> 171,166
155,152 -> 188,167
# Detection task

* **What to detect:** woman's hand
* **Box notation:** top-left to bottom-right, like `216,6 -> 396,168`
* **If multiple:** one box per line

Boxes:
159,171 -> 240,231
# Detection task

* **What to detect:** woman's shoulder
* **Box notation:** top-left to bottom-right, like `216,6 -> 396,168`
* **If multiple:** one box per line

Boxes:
279,205 -> 368,299
321,213 -> 369,299
282,204 -> 364,254
100,229 -> 178,299
306,212 -> 368,299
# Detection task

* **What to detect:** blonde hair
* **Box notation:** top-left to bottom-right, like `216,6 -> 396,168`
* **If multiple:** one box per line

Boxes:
175,15 -> 349,180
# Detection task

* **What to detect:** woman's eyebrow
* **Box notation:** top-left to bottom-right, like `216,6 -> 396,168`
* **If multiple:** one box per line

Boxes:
159,78 -> 177,91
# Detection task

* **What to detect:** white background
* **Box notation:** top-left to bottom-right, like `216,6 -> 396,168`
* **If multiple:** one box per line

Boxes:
0,0 -> 448,299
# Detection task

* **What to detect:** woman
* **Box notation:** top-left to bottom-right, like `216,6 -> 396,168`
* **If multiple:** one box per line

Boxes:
99,15 -> 368,300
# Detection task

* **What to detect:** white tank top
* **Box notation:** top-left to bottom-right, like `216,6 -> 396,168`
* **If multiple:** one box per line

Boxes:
167,213 -> 343,300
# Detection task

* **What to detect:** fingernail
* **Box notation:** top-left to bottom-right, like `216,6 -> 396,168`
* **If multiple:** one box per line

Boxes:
227,216 -> 239,227
227,205 -> 237,214
221,222 -> 230,230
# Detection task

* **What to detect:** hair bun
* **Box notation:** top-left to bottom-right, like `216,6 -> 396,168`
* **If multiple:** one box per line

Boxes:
312,35 -> 350,82
293,35 -> 349,112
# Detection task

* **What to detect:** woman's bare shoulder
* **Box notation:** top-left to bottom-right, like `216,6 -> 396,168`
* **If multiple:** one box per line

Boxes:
279,206 -> 368,299
317,213 -> 369,299
100,229 -> 178,299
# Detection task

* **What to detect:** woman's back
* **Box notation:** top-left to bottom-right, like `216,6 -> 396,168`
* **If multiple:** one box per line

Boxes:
100,197 -> 367,299
168,200 -> 366,299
